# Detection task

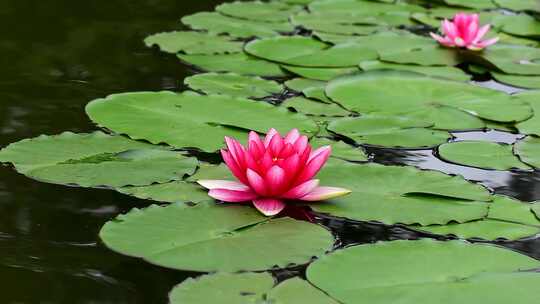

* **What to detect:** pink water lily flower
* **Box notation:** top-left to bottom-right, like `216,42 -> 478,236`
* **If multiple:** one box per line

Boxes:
430,13 -> 499,50
197,128 -> 351,216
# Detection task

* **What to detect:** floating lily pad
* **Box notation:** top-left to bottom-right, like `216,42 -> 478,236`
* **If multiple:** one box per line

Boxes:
86,91 -> 318,152
307,239 -> 540,304
310,137 -> 368,162
117,181 -> 209,204
514,136 -> 540,168
293,11 -> 414,28
482,44 -> 540,76
444,0 -> 495,9
282,97 -> 350,117
417,196 -> 540,240
267,277 -> 340,304
169,272 -> 274,304
359,60 -> 470,82
494,14 -> 540,39
178,53 -> 287,77
169,272 -> 338,304
309,0 -> 426,15
245,36 -> 378,68
533,204 -> 540,220
181,12 -> 294,38
491,72 -> 540,89
328,115 -> 450,148
438,141 -> 530,170
282,66 -> 359,81
495,0 -> 540,12
216,1 -> 301,23
100,202 -> 334,272
187,163 -> 234,182
291,12 -> 384,35
515,91 -> 540,135
326,71 -> 532,124
143,31 -> 242,54
309,160 -> 490,225
381,46 -> 461,67
0,132 -> 197,188
285,78 -> 330,102
185,73 -> 283,98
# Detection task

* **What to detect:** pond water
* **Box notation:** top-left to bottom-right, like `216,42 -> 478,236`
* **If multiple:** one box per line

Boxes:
1,0 -> 539,303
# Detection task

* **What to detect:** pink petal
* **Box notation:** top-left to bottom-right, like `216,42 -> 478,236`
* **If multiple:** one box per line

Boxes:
471,37 -> 499,50
197,180 -> 249,191
282,179 -> 320,199
252,198 -> 286,216
300,186 -> 352,201
293,135 -> 309,155
295,146 -> 331,185
430,32 -> 447,44
268,133 -> 284,156
281,153 -> 300,181
208,188 -> 258,202
248,131 -> 265,160
221,149 -> 248,184
264,128 -> 279,147
260,150 -> 274,172
279,143 -> 294,159
473,24 -> 490,44
442,19 -> 457,39
464,19 -> 478,44
309,145 -> 331,162
265,165 -> 286,195
225,137 -> 246,168
247,168 -> 268,196
284,129 -> 300,144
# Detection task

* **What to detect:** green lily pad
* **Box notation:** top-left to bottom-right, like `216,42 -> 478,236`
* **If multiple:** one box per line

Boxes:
438,141 -> 530,170
533,204 -> 540,220
100,202 -> 334,272
181,12 -> 294,39
187,163 -> 234,182
417,196 -> 540,240
143,31 -> 242,55
514,136 -> 540,168
421,219 -> 540,240
380,46 -> 461,67
245,36 -> 378,68
0,132 -> 197,188
515,91 -> 540,135
282,66 -> 359,81
170,272 -> 274,304
444,0 -> 496,9
328,115 -> 450,148
178,53 -> 287,77
313,32 -> 361,45
216,1 -> 301,23
307,239 -> 540,304
494,14 -> 540,38
292,11 -> 414,29
482,44 -> 540,76
170,273 -> 339,304
308,0 -> 426,15
309,160 -> 491,225
492,72 -> 540,89
185,73 -> 283,98
495,0 -> 540,12
85,91 -> 318,152
284,78 -> 330,102
117,181 -> 209,204
282,97 -> 350,117
310,137 -> 368,162
326,71 -> 532,124
359,60 -> 470,82
267,277 -> 340,304
292,12 -> 384,35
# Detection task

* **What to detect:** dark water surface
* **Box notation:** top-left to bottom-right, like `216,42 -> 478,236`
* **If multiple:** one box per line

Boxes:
1,1 -> 539,303
0,1 -> 226,303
